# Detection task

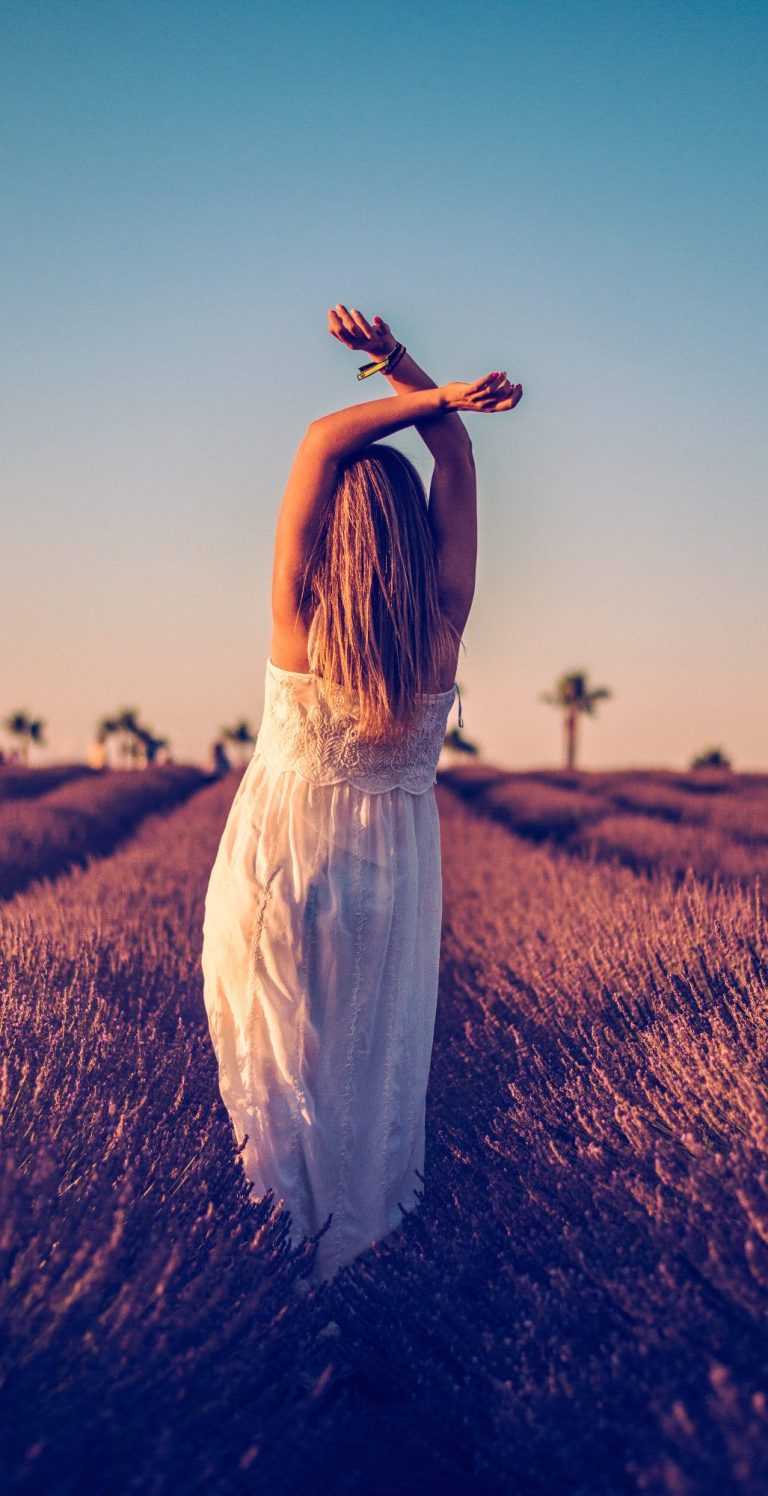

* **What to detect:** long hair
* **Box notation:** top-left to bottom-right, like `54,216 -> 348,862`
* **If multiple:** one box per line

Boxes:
298,443 -> 463,742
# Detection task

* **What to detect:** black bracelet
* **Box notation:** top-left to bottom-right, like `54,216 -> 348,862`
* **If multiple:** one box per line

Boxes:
356,342 -> 406,381
382,342 -> 407,376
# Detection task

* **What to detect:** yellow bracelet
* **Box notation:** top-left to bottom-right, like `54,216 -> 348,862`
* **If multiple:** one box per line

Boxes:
356,342 -> 406,381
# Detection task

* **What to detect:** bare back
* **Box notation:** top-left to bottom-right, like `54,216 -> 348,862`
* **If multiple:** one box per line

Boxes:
270,604 -> 464,693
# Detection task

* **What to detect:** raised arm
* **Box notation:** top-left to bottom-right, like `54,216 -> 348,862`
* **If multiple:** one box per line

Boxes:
359,312 -> 478,628
329,305 -> 473,465
273,385 -> 461,631
272,385 -> 452,640
327,305 -> 523,631
272,314 -> 520,653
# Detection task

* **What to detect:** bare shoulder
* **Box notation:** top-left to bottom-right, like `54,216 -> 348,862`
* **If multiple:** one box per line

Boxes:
270,620 -> 312,673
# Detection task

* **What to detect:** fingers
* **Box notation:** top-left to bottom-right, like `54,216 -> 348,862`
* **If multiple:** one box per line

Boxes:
469,370 -> 507,394
465,372 -> 523,411
328,307 -> 355,345
466,371 -> 509,403
468,371 -> 497,392
334,303 -> 364,340
348,307 -> 374,340
327,302 -> 399,363
481,382 -> 523,411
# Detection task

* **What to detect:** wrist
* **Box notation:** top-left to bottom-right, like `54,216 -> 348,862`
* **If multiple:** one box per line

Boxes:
383,348 -> 420,383
357,340 -> 406,382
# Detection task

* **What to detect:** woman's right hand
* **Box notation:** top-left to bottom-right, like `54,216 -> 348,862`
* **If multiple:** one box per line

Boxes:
328,304 -> 398,360
441,372 -> 523,413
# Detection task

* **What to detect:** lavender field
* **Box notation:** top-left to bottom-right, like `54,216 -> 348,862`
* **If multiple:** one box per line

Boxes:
0,763 -> 210,900
2,765 -> 768,1494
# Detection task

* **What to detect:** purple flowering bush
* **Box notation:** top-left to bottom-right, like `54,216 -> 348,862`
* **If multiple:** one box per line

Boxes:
1,768 -> 767,1493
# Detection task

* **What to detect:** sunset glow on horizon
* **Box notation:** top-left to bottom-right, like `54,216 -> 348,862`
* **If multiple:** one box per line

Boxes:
3,0 -> 766,770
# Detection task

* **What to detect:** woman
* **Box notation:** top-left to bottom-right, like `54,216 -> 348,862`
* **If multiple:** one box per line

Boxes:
201,305 -> 522,1283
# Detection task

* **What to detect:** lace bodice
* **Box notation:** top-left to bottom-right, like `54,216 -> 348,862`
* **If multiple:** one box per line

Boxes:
254,658 -> 461,794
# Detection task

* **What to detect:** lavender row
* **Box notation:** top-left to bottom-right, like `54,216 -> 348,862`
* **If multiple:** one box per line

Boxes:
0,764 -> 212,900
439,763 -> 768,887
0,763 -> 92,805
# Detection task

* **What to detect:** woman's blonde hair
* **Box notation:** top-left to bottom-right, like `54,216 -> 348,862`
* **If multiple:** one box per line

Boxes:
298,443 -> 462,741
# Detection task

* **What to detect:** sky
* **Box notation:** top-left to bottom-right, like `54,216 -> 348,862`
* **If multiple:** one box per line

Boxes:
2,0 -> 766,770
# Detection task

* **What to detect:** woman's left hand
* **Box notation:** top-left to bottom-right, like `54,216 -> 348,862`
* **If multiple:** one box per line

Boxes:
441,371 -> 523,413
328,304 -> 397,360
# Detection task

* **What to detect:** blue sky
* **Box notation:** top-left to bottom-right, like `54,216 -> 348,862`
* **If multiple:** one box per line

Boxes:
2,0 -> 766,768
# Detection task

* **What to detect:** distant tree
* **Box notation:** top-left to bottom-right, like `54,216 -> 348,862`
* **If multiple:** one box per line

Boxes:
3,710 -> 47,765
98,709 -> 144,768
691,745 -> 732,770
540,670 -> 612,770
222,720 -> 257,767
211,739 -> 231,775
442,726 -> 479,757
134,725 -> 170,767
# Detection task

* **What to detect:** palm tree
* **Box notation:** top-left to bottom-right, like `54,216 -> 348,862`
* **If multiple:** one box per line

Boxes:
540,670 -> 612,770
3,710 -> 47,765
691,745 -> 732,770
98,710 -> 171,767
135,725 -> 170,766
97,709 -> 144,768
221,720 -> 257,768
442,726 -> 479,758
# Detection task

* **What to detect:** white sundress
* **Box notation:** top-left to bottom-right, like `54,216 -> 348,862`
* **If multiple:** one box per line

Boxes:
201,656 -> 463,1283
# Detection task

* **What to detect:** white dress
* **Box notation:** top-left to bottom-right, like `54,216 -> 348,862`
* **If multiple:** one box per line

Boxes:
201,657 -> 462,1283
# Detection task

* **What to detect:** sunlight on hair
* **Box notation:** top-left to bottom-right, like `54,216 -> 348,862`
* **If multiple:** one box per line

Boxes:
299,443 -> 462,741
